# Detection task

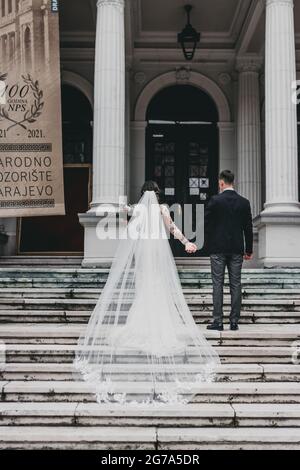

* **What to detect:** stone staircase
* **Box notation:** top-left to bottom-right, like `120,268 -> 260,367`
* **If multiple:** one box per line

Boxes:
0,265 -> 300,449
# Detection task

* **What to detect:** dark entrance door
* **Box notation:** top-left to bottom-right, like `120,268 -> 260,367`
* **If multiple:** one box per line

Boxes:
146,85 -> 219,257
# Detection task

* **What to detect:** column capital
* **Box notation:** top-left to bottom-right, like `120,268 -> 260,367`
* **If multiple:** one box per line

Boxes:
266,0 -> 293,7
236,57 -> 263,73
97,0 -> 125,8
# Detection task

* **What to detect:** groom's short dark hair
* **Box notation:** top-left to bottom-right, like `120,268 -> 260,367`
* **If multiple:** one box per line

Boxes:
219,170 -> 234,185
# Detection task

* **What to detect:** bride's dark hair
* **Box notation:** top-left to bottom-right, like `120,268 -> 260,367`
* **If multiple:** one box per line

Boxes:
141,181 -> 161,201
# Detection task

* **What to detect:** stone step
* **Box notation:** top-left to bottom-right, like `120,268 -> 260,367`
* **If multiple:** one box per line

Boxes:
1,267 -> 299,273
0,287 -> 300,300
1,425 -> 299,450
0,269 -> 299,283
0,271 -> 274,279
1,309 -> 299,324
0,402 -> 234,427
0,264 -> 299,451
1,381 -> 300,403
157,427 -> 300,450
1,363 -> 300,382
0,324 -> 298,347
0,402 -> 300,428
1,274 -> 296,280
2,343 -> 296,364
0,297 -> 299,311
2,281 -> 300,291
0,257 -> 83,267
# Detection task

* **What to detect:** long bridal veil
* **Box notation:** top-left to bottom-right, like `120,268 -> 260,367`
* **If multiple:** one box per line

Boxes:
74,190 -> 220,406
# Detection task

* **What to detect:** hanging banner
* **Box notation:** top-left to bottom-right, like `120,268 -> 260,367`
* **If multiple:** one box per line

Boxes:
0,0 -> 65,217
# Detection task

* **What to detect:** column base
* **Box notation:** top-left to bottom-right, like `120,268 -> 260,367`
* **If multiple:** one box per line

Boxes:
0,218 -> 17,256
243,230 -> 263,268
78,209 -> 126,268
254,212 -> 300,267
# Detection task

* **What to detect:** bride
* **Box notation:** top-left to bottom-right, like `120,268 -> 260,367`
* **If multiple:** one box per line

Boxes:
74,181 -> 220,406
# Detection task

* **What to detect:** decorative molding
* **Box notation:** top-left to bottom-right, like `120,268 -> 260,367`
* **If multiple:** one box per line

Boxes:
266,0 -> 293,6
134,71 -> 146,84
218,73 -> 231,86
236,56 -> 263,73
60,47 -> 95,63
229,0 -> 253,42
133,0 -> 252,49
133,47 -> 235,66
60,31 -> 95,44
97,0 -> 125,8
236,0 -> 265,55
175,67 -> 191,82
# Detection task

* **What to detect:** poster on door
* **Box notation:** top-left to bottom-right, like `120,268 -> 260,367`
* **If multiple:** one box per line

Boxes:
0,0 -> 65,217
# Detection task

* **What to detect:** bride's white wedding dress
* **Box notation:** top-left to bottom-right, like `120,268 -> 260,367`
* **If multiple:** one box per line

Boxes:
74,191 -> 220,406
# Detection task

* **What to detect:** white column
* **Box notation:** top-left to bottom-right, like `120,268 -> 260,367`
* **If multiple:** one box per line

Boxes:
255,0 -> 300,267
91,0 -> 125,207
79,0 -> 127,266
264,0 -> 299,213
236,58 -> 262,218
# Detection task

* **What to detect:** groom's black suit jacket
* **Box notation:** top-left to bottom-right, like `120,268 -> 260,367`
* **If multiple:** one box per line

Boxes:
204,190 -> 253,255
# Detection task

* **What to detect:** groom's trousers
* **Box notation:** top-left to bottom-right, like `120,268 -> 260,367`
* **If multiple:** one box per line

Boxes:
210,254 -> 243,324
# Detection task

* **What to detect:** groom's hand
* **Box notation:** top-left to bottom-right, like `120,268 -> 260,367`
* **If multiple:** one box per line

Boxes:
244,253 -> 253,260
185,242 -> 197,254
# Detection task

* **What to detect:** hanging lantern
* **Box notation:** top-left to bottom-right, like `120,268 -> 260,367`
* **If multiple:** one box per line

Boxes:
177,5 -> 201,61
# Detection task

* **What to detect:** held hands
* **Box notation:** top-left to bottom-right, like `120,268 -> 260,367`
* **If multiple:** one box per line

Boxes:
244,253 -> 253,261
185,242 -> 198,254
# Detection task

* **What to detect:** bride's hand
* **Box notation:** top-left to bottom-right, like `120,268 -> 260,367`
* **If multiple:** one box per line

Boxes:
185,242 -> 197,254
123,204 -> 131,212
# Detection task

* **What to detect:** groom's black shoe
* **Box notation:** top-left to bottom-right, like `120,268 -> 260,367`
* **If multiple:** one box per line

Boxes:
207,322 -> 224,331
230,322 -> 239,331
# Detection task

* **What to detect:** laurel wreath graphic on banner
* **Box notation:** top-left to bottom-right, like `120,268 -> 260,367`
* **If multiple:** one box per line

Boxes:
0,73 -> 44,132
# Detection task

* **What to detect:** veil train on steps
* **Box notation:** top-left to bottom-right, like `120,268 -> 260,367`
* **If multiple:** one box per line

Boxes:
74,190 -> 220,406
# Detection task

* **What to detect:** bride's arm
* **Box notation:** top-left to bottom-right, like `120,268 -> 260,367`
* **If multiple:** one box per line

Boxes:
160,205 -> 193,247
123,204 -> 135,216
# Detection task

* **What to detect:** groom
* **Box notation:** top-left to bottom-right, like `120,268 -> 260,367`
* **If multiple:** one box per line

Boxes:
204,170 -> 253,331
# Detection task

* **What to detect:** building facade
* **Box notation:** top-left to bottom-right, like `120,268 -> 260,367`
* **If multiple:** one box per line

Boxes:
1,0 -> 300,267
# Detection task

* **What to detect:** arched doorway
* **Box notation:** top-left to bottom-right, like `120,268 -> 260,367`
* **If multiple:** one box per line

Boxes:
19,85 -> 93,254
146,84 -> 219,256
